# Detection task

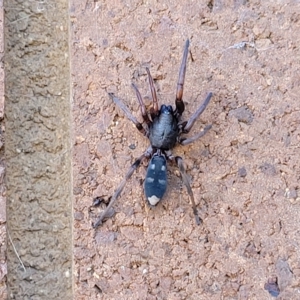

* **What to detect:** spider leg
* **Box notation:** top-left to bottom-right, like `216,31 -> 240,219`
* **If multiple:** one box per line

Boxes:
109,93 -> 148,136
181,92 -> 213,133
175,156 -> 201,225
93,147 -> 153,228
146,67 -> 159,119
179,124 -> 212,146
175,39 -> 190,117
132,83 -> 152,126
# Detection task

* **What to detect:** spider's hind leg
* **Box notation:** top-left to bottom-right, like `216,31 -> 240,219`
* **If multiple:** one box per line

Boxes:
93,146 -> 152,228
175,156 -> 201,225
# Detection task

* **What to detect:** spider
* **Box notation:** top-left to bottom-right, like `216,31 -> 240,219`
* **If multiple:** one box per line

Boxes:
93,40 -> 212,228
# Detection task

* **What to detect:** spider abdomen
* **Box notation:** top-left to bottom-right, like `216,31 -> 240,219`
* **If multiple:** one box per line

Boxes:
144,154 -> 167,206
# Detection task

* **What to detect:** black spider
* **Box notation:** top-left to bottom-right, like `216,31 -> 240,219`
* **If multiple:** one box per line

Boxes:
94,40 -> 212,228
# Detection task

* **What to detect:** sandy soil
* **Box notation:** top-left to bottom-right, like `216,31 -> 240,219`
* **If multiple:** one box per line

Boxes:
71,1 -> 300,299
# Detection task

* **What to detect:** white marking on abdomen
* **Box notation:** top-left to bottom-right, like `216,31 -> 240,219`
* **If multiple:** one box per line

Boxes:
148,195 -> 160,206
158,179 -> 166,185
146,177 -> 154,183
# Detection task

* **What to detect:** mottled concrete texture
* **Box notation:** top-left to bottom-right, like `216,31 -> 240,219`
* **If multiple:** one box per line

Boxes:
5,1 -> 72,299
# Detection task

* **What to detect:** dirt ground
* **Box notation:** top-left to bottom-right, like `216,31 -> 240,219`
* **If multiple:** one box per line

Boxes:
71,1 -> 300,299
2,0 -> 300,299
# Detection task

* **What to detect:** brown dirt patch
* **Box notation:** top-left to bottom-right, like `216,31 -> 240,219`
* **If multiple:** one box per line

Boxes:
71,1 -> 300,299
72,1 -> 300,299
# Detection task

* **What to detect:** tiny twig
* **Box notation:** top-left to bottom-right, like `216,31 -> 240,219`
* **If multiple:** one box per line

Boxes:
226,41 -> 255,50
9,14 -> 33,24
8,230 -> 26,272
226,40 -> 274,52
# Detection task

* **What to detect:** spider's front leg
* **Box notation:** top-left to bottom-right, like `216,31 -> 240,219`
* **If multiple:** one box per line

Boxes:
179,124 -> 212,146
109,93 -> 149,137
132,83 -> 151,126
181,92 -> 212,133
145,67 -> 159,120
93,146 -> 153,228
179,92 -> 213,146
175,39 -> 190,117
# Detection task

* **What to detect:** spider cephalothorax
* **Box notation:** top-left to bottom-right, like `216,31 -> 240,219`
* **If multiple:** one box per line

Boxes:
93,40 -> 212,228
